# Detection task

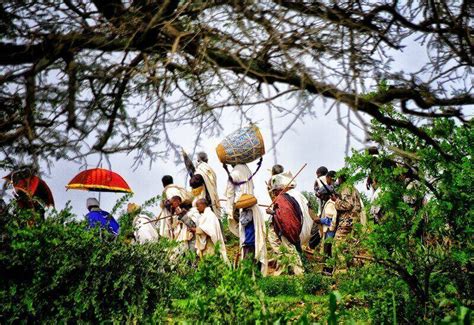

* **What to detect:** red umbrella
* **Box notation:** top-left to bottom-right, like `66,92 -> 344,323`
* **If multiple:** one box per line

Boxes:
66,168 -> 132,193
3,173 -> 55,207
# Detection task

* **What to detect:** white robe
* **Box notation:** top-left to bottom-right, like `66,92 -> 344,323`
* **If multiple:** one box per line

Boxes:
225,164 -> 268,275
195,207 -> 229,262
157,184 -> 192,239
133,214 -> 159,244
321,199 -> 337,233
287,188 -> 314,246
195,161 -> 221,218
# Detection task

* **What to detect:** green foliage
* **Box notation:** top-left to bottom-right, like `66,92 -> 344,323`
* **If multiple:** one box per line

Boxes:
302,273 -> 330,295
302,191 -> 319,214
337,264 -> 418,323
0,204 -> 174,322
180,256 -> 294,323
258,276 -> 302,297
344,116 -> 473,321
257,273 -> 329,297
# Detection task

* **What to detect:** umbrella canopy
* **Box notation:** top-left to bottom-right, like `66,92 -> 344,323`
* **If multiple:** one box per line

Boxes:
66,168 -> 132,193
3,173 -> 55,207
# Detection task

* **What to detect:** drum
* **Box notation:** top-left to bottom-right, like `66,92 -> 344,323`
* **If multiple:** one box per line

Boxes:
235,194 -> 258,209
216,125 -> 265,164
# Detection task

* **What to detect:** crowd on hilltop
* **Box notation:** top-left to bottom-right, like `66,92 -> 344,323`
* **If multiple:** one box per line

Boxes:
82,151 -> 370,276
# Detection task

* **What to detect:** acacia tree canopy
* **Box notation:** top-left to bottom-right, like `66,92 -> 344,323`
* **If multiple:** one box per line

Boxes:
1,0 -> 472,168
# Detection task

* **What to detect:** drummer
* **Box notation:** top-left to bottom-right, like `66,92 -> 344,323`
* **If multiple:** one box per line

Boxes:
224,163 -> 268,275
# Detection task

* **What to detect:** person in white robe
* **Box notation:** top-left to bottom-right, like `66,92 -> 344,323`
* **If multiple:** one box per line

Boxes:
224,163 -> 268,275
157,175 -> 193,240
169,196 -> 197,253
128,203 -> 159,244
194,152 -> 221,218
194,199 -> 229,262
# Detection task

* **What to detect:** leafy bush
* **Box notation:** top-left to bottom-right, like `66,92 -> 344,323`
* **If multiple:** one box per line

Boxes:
175,256 -> 295,323
344,114 -> 473,321
258,275 -> 302,297
337,264 -> 419,323
0,204 -> 174,322
301,273 -> 330,295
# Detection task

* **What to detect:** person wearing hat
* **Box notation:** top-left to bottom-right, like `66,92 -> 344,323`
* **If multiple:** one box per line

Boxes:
86,198 -> 119,236
270,171 -> 314,248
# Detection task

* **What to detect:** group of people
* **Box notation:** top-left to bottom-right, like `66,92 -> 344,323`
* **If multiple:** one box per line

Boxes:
85,152 -> 366,276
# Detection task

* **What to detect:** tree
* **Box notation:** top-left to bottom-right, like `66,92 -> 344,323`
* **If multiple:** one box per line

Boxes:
344,109 -> 473,319
0,1 -> 472,168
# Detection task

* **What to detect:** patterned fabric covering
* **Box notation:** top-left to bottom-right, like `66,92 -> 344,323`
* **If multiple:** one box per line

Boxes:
216,125 -> 265,164
272,193 -> 303,246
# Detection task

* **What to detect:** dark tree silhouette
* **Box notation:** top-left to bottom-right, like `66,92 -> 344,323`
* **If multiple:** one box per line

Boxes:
0,0 -> 472,168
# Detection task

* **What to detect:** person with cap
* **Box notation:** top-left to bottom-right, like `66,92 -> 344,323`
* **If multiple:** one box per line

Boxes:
270,171 -> 314,248
86,198 -> 119,236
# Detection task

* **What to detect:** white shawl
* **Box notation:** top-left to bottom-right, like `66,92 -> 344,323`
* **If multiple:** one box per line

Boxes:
224,163 -> 268,275
225,164 -> 255,235
158,184 -> 192,239
195,162 -> 221,218
287,188 -> 314,246
133,214 -> 159,244
195,207 -> 229,262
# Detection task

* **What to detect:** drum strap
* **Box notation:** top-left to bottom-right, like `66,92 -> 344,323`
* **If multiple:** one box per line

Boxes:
223,157 -> 263,186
